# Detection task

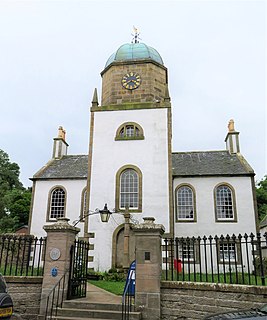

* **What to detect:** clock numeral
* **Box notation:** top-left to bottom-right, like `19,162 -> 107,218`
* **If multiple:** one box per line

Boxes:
121,72 -> 141,90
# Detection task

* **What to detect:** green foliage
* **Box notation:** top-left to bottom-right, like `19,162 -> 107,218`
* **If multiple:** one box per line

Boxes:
254,256 -> 267,276
102,268 -> 126,282
256,175 -> 267,222
0,215 -> 20,233
0,149 -> 22,191
6,188 -> 31,228
88,268 -> 126,282
0,149 -> 31,233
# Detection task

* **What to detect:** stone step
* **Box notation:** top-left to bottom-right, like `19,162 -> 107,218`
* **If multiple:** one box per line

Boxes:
53,317 -> 139,320
62,301 -> 122,311
56,307 -> 141,320
51,318 -> 114,320
20,314 -> 38,320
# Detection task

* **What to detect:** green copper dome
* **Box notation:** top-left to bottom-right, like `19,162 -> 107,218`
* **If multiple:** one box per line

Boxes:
105,43 -> 164,68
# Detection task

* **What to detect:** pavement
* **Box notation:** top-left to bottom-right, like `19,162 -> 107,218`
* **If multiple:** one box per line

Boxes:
79,282 -> 122,304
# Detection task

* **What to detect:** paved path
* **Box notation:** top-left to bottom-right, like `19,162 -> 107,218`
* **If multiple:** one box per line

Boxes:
78,282 -> 122,304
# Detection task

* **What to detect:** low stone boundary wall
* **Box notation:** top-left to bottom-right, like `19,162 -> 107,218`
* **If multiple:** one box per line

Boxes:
5,276 -> 43,320
161,281 -> 267,320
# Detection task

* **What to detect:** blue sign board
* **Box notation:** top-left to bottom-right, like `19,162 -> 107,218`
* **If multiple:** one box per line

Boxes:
51,267 -> 58,277
123,260 -> 135,296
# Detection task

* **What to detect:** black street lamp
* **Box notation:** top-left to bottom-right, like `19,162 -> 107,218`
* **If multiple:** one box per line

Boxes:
73,203 -> 112,227
98,203 -> 112,223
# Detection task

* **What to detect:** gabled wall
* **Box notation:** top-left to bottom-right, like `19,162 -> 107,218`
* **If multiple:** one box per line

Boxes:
30,179 -> 87,238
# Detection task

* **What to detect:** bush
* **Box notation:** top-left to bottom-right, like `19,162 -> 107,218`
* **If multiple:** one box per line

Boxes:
254,256 -> 267,276
103,268 -> 126,282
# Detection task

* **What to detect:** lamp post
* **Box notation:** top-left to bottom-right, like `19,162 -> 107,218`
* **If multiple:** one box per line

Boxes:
74,203 -> 133,269
73,203 -> 112,227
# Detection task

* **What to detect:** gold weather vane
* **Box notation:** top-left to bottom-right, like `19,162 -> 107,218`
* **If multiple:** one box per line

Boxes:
131,26 -> 141,43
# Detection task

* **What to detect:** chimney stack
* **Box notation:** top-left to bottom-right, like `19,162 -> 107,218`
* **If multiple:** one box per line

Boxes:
225,119 -> 240,154
52,126 -> 69,159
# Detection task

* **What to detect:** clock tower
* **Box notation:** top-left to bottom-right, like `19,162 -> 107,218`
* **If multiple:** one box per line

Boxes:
86,35 -> 173,270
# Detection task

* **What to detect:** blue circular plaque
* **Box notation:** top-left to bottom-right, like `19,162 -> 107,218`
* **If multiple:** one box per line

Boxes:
51,267 -> 58,277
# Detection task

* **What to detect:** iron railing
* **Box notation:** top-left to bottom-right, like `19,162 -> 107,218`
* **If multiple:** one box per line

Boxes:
45,273 -> 67,320
122,267 -> 135,320
0,235 -> 46,276
67,239 -> 89,299
163,232 -> 267,286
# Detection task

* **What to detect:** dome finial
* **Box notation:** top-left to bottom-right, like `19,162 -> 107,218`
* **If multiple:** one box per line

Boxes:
131,26 -> 141,43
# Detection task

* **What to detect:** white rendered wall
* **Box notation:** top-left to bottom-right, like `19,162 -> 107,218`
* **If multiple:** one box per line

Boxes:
30,179 -> 87,238
88,108 -> 170,271
173,176 -> 257,238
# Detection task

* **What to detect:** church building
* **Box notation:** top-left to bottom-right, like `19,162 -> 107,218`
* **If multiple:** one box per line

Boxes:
28,35 -> 258,271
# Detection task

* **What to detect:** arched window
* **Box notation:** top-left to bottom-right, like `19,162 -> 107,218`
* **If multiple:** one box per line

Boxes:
115,165 -> 142,212
80,188 -> 87,221
120,169 -> 138,209
215,184 -> 236,221
48,187 -> 66,220
176,185 -> 196,222
115,122 -> 144,140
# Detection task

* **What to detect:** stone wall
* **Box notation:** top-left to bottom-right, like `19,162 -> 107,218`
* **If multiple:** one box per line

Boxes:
161,281 -> 267,320
101,61 -> 167,105
5,276 -> 43,320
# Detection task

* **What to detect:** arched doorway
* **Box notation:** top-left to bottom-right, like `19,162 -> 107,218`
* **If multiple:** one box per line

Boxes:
112,224 -> 135,269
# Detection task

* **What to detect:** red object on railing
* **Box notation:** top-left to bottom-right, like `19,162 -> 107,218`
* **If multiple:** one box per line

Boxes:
174,258 -> 182,272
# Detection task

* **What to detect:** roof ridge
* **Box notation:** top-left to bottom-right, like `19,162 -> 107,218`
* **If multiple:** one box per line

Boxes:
172,150 -> 227,154
236,153 -> 254,174
32,158 -> 56,179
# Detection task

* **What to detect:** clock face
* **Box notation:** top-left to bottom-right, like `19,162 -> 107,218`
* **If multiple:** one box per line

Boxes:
122,72 -> 141,90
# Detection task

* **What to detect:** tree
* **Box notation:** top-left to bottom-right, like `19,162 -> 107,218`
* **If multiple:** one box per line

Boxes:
256,175 -> 267,222
0,149 -> 31,233
0,149 -> 22,190
3,188 -> 32,227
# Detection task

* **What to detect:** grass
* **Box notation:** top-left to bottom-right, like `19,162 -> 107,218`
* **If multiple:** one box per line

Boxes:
0,265 -> 43,277
88,280 -> 125,295
162,270 -> 266,285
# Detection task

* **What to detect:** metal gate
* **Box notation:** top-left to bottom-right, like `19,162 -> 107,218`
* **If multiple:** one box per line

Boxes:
67,239 -> 89,299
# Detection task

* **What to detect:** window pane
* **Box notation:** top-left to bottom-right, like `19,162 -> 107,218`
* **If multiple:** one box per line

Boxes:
216,186 -> 234,219
125,125 -> 134,137
50,188 -> 65,219
219,243 -> 236,261
178,241 -> 195,261
119,128 -> 125,137
120,169 -> 138,209
177,186 -> 194,220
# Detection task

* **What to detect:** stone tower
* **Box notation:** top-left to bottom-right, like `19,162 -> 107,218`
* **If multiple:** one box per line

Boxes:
85,37 -> 173,271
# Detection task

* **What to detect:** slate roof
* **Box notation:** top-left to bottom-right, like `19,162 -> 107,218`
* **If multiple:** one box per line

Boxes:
172,151 -> 254,177
32,155 -> 88,180
32,151 -> 254,180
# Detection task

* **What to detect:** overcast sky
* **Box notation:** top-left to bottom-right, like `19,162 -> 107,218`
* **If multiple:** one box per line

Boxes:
0,0 -> 266,187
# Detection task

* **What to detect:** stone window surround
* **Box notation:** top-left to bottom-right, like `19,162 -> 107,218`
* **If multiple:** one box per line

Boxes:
214,182 -> 237,223
115,164 -> 142,213
46,185 -> 67,222
175,183 -> 197,223
115,122 -> 144,141
175,238 -> 200,264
